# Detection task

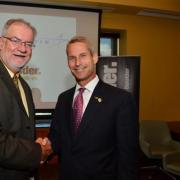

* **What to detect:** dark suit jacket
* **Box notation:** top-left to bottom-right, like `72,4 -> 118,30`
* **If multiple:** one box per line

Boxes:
0,61 -> 41,180
49,80 -> 139,180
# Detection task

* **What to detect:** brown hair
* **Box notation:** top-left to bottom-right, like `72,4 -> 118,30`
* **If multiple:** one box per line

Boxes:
66,36 -> 94,56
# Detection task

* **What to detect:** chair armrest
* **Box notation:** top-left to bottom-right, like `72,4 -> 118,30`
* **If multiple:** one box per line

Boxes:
140,138 -> 151,158
163,151 -> 180,164
170,140 -> 180,149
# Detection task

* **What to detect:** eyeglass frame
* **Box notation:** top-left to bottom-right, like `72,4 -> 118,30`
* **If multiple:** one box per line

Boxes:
2,36 -> 35,49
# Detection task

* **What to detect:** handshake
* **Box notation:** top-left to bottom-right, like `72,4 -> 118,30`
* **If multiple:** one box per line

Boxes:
36,137 -> 52,164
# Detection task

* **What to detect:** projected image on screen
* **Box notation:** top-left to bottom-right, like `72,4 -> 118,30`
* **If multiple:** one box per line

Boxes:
0,3 -> 100,109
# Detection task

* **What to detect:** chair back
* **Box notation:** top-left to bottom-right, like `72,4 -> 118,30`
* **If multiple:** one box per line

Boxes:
140,120 -> 171,145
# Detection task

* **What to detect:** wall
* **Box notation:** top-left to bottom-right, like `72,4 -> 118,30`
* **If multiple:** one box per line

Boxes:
101,12 -> 180,121
7,0 -> 180,122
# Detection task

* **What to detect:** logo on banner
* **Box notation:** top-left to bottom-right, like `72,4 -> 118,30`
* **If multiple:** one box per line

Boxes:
103,61 -> 117,87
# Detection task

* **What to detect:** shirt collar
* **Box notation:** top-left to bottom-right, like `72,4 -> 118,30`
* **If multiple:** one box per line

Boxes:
75,75 -> 99,93
3,63 -> 19,78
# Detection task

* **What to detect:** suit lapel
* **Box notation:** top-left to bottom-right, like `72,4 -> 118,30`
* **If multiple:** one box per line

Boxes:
0,61 -> 28,116
66,88 -> 76,141
75,81 -> 105,140
19,76 -> 34,119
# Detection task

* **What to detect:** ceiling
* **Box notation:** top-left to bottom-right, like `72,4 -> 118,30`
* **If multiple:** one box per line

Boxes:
2,0 -> 180,20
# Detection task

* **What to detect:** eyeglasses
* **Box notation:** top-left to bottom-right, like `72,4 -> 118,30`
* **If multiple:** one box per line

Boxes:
2,36 -> 35,49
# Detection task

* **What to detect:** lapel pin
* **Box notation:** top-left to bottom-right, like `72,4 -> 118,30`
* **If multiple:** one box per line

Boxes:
94,96 -> 102,103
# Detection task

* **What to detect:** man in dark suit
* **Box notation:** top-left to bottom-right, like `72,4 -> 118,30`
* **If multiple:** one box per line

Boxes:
0,19 -> 51,180
49,36 -> 139,180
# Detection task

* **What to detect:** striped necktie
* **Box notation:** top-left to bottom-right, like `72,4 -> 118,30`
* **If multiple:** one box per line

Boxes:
13,74 -> 29,116
73,88 -> 85,133
13,74 -> 20,93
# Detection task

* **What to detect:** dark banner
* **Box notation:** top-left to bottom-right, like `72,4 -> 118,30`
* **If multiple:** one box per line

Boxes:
97,56 -> 140,108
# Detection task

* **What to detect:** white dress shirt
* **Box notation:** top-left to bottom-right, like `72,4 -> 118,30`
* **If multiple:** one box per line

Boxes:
73,75 -> 99,115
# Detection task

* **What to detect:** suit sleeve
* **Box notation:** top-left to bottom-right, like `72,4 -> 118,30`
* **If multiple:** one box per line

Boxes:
48,94 -> 62,155
0,78 -> 42,170
116,92 -> 139,180
0,132 -> 42,170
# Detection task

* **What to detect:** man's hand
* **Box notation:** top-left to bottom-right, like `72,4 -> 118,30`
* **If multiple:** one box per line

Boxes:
36,137 -> 52,164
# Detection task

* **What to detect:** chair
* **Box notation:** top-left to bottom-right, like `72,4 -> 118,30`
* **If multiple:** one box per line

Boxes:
163,151 -> 180,176
140,120 -> 180,180
140,120 -> 180,159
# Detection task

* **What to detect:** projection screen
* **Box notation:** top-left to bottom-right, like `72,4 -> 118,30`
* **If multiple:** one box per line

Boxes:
0,2 -> 101,111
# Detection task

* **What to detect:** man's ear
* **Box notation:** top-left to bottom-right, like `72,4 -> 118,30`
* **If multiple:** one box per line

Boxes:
0,37 -> 4,50
93,52 -> 99,64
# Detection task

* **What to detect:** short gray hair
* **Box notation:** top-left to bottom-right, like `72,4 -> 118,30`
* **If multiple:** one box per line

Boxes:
1,18 -> 37,39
